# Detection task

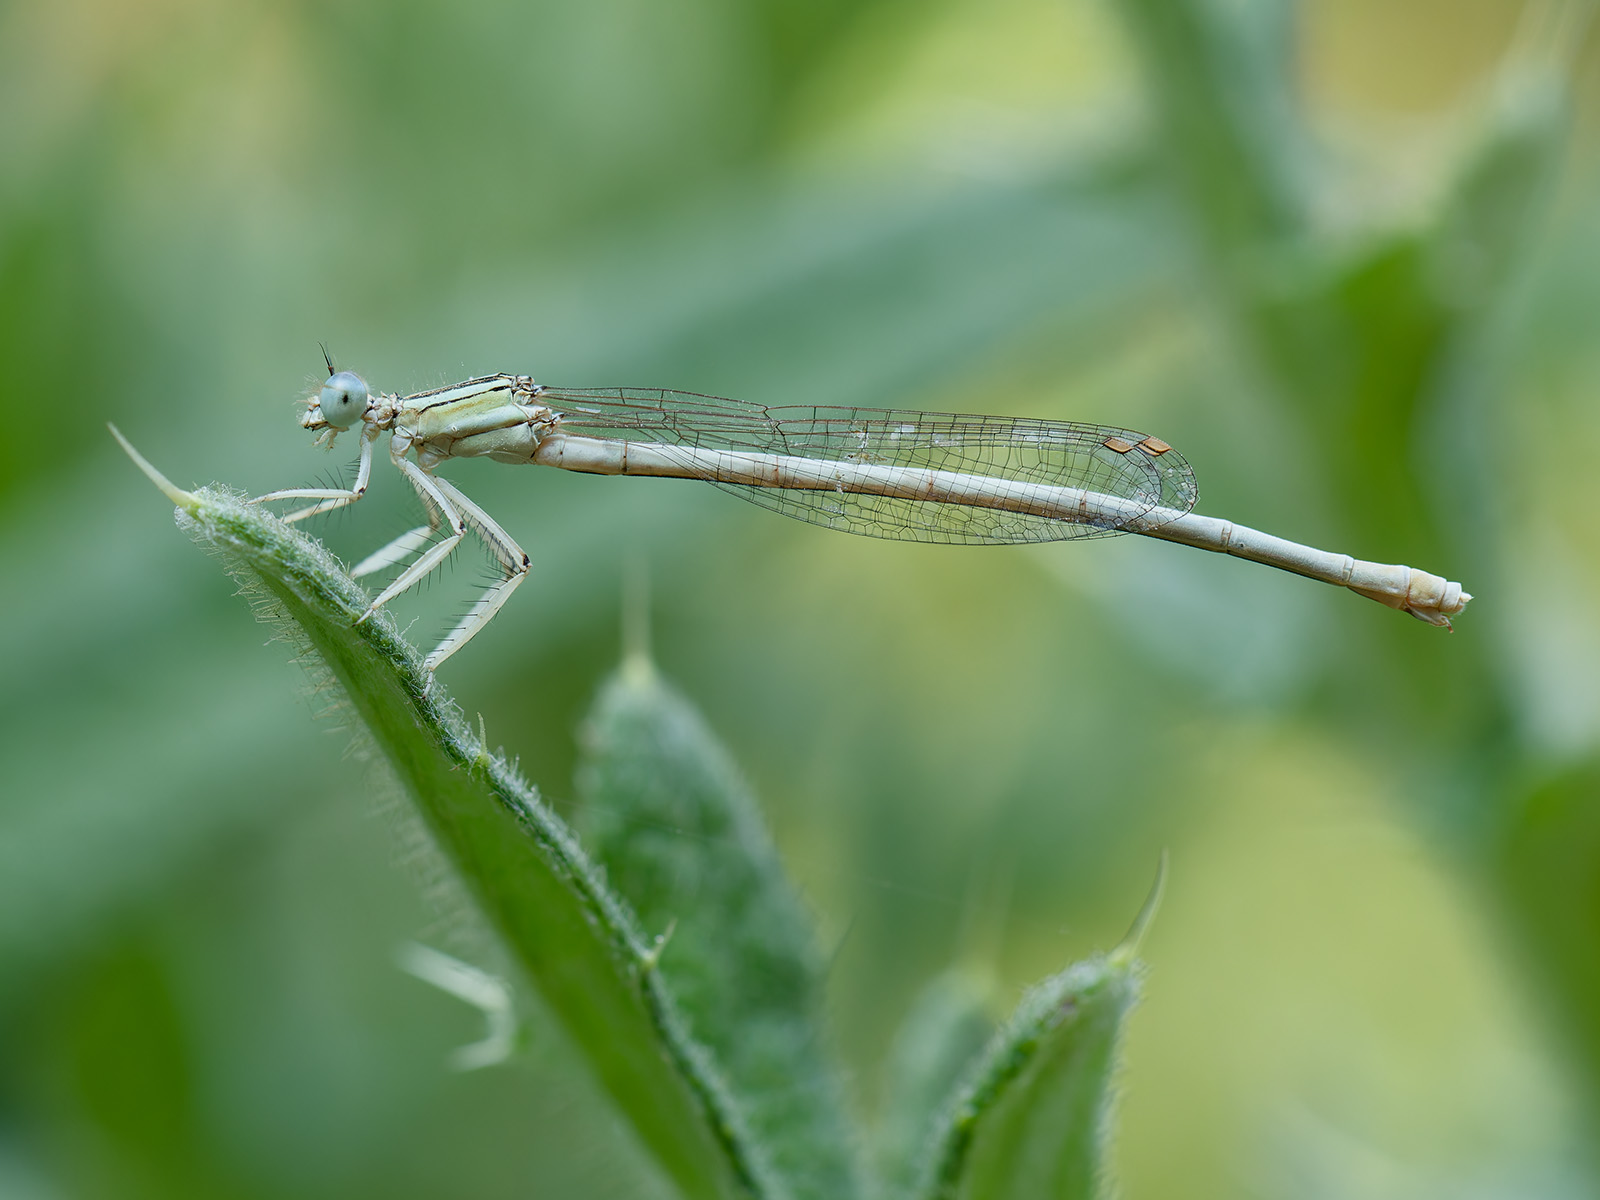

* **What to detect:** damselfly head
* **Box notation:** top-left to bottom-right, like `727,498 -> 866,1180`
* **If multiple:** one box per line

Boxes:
303,370 -> 370,432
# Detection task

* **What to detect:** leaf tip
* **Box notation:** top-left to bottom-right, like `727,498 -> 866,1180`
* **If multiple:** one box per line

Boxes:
108,423 -> 200,512
619,553 -> 658,687
1111,849 -> 1168,966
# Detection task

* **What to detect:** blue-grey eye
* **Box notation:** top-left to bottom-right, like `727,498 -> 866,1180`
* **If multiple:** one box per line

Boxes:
318,371 -> 369,429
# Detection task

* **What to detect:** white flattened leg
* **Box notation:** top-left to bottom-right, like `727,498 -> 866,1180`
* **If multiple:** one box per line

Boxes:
356,458 -> 467,623
351,526 -> 437,579
421,474 -> 531,672
423,574 -> 526,672
252,424 -> 380,523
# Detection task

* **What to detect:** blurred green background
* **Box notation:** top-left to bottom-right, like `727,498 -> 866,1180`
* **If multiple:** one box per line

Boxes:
4,0 -> 1600,1196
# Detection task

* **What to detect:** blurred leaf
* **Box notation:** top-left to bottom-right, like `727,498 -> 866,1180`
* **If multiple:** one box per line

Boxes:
877,969 -> 996,1198
62,944 -> 197,1179
1498,759 -> 1600,1108
450,157 -> 1178,404
1428,5 -> 1582,316
920,953 -> 1139,1200
153,480 -> 775,1200
575,663 -> 860,1199
1113,0 -> 1304,263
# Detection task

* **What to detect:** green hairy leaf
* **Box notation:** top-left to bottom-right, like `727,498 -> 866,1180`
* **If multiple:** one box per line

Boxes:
922,955 -> 1141,1200
575,664 -> 861,1199
115,452 -> 774,1200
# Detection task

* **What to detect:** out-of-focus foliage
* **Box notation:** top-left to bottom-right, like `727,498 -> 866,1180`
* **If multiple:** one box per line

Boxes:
4,0 -> 1600,1196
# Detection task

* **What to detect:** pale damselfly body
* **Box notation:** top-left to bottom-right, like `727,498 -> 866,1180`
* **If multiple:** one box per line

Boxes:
250,367 -> 1471,671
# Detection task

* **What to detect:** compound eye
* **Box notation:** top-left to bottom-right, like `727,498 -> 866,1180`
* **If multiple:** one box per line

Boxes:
318,371 -> 369,429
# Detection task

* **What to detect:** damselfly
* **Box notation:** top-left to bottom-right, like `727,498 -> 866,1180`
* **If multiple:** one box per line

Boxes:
251,367 -> 1470,671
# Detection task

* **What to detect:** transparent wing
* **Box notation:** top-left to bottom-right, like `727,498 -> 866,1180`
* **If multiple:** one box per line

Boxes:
540,387 -> 1197,545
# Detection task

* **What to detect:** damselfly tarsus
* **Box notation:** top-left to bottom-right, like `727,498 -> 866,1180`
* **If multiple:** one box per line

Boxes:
251,368 -> 1470,671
